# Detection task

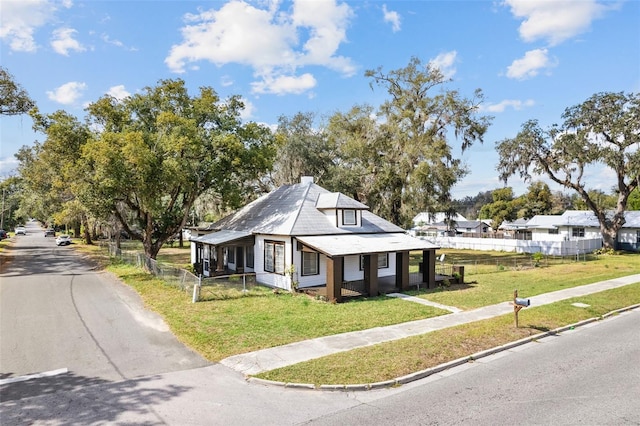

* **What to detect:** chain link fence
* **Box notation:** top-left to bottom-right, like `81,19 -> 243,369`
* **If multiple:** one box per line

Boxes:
101,242 -> 200,295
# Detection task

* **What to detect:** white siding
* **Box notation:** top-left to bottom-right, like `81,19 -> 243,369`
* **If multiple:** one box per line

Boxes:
429,236 -> 603,255
254,235 -> 294,291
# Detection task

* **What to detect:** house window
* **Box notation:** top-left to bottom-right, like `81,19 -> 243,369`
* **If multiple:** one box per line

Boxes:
637,230 -> 640,244
264,241 -> 285,274
572,227 -> 585,238
246,245 -> 254,268
548,229 -> 558,235
360,253 -> 389,270
343,209 -> 357,225
227,247 -> 235,263
301,252 -> 319,276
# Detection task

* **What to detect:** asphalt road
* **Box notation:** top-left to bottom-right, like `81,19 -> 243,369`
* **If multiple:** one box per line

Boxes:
1,221 -> 638,425
0,221 -> 209,402
306,308 -> 640,425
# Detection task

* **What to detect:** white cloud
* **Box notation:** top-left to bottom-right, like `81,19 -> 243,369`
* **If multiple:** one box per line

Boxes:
0,0 -> 55,52
165,0 -> 354,96
483,99 -> 535,113
106,85 -> 130,101
46,81 -> 87,105
429,51 -> 457,79
0,156 -> 19,176
504,0 -> 607,46
220,75 -> 234,87
251,73 -> 317,95
101,33 -> 137,51
506,48 -> 557,80
51,27 -> 85,55
382,4 -> 401,32
239,99 -> 255,121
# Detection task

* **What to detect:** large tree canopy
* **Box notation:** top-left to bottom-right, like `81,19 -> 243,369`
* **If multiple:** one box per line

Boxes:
80,79 -> 274,259
326,57 -> 492,227
0,66 -> 34,116
16,109 -> 92,238
270,112 -> 334,187
496,91 -> 640,249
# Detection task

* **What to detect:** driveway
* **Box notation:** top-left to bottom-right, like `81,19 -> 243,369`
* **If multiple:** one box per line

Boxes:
0,221 -> 209,402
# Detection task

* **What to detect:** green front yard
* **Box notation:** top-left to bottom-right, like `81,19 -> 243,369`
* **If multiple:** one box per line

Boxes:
84,244 -> 639,384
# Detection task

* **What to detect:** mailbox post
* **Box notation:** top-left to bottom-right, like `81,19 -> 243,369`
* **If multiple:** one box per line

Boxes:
511,289 -> 530,327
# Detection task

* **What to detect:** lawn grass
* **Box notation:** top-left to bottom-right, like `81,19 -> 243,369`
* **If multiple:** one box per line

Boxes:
76,242 -> 639,382
412,252 -> 639,310
256,283 -> 640,385
106,263 -> 448,361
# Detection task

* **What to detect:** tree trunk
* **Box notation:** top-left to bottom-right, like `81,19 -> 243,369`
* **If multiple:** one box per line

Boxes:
600,225 -> 618,250
82,214 -> 93,245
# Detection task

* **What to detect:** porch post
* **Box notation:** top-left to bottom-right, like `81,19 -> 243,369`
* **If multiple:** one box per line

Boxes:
423,249 -> 436,289
363,254 -> 379,297
326,256 -> 343,303
216,246 -> 224,271
395,251 -> 410,290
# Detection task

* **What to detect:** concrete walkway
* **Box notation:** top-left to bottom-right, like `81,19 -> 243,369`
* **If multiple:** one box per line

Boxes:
221,274 -> 640,375
386,292 -> 463,313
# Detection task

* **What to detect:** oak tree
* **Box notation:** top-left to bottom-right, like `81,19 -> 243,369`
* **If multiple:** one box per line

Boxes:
328,57 -> 492,227
83,79 -> 274,259
0,66 -> 34,116
496,92 -> 639,249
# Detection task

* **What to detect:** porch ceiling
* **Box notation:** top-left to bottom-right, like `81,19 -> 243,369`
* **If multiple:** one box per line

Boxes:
191,229 -> 253,245
296,233 -> 439,257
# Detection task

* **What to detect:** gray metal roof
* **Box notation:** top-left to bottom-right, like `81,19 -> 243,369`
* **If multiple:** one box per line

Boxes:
316,192 -> 369,209
297,233 -> 438,257
555,210 -> 640,228
506,210 -> 640,230
525,215 -> 559,229
211,181 -> 403,236
191,229 -> 252,245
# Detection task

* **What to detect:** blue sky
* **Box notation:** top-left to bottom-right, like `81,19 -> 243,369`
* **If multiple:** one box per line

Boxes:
1,0 -> 639,199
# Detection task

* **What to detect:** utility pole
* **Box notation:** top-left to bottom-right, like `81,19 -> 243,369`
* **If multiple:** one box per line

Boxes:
1,187 -> 5,230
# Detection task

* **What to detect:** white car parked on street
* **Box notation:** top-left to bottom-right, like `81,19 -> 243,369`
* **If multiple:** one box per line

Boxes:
56,235 -> 72,246
15,226 -> 26,235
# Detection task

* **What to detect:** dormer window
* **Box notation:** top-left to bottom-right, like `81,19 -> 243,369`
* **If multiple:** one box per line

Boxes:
343,209 -> 357,225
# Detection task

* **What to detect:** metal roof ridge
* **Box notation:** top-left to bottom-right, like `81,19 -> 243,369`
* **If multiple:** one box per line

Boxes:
285,181 -> 316,235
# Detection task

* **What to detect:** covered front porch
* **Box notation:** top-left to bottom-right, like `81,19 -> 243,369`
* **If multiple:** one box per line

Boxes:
296,234 -> 442,303
301,268 -> 463,300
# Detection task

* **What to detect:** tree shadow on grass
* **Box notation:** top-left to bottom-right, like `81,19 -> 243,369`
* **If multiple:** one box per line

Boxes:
0,370 -> 191,425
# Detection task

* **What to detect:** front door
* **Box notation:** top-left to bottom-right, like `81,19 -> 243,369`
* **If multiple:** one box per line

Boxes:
236,247 -> 244,273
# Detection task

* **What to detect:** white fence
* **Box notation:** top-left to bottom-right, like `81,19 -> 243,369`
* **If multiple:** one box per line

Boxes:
426,236 -> 602,256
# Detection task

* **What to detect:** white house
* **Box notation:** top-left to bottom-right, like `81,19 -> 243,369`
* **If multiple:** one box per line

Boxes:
412,212 -> 467,227
190,177 -> 440,301
432,210 -> 640,255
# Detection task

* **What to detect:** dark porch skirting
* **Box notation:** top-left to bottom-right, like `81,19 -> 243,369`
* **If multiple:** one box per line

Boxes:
302,272 -> 455,299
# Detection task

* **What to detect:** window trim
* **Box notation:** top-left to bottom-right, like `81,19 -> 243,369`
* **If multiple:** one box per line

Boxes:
359,253 -> 389,270
301,251 -> 320,276
264,240 -> 285,274
246,245 -> 254,268
342,209 -> 357,226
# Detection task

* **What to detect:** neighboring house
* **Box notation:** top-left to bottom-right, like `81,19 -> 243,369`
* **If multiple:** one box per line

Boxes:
412,212 -> 467,227
415,220 -> 490,238
435,210 -> 640,254
452,220 -> 491,237
190,177 -> 440,301
411,212 -> 470,238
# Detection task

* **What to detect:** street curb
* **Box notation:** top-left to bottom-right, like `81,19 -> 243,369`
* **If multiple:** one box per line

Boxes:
246,304 -> 639,392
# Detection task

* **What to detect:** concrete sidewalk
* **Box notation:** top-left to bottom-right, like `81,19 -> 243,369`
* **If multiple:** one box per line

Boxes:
221,274 -> 640,376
